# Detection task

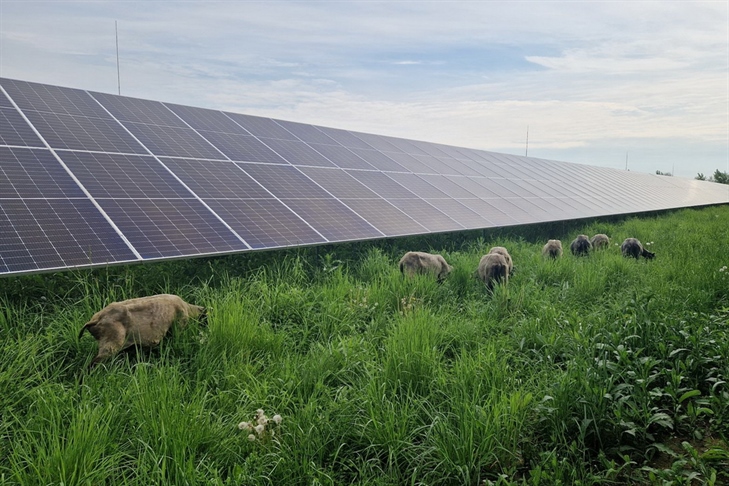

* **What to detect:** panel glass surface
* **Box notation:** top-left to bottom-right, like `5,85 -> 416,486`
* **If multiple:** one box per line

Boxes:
346,148 -> 407,172
432,156 -> 480,176
456,198 -> 517,226
240,163 -> 331,199
0,90 -> 12,108
424,199 -> 492,229
339,198 -> 427,236
346,170 -> 418,198
352,132 -> 403,153
472,177 -> 520,198
486,198 -> 542,225
91,91 -> 188,127
417,174 -> 479,198
58,151 -> 191,199
0,147 -> 85,198
204,198 -> 326,248
122,121 -> 225,159
443,176 -> 490,198
305,143 -> 376,170
385,172 -> 449,198
196,130 -> 288,164
298,167 -> 380,199
314,127 -> 374,149
22,110 -> 147,154
97,198 -> 245,259
224,113 -> 298,140
165,103 -> 247,133
164,158 -> 275,199
0,198 -> 137,273
0,107 -> 44,147
281,198 -> 383,241
259,138 -> 336,167
274,120 -> 340,145
383,136 -> 430,156
386,198 -> 462,233
384,152 -> 434,173
412,155 -> 465,175
1,78 -> 109,118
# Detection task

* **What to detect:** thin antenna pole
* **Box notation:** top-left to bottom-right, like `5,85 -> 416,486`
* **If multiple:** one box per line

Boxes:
625,151 -> 628,170
115,21 -> 121,95
525,125 -> 529,157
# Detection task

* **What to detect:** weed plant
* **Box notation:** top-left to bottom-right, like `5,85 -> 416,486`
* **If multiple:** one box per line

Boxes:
0,206 -> 728,485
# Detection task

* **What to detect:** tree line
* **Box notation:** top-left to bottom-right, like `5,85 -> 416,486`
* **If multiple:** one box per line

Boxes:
696,169 -> 729,184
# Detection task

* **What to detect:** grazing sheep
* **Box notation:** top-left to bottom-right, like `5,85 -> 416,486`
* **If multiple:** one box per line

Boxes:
399,251 -> 453,282
621,238 -> 655,260
542,239 -> 563,259
79,294 -> 206,369
590,234 -> 610,250
478,253 -> 509,291
570,234 -> 592,256
488,246 -> 514,275
477,246 -> 514,291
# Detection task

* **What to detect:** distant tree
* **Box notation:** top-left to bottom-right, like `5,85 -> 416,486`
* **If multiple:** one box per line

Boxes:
656,170 -> 672,176
713,169 -> 729,184
696,173 -> 706,180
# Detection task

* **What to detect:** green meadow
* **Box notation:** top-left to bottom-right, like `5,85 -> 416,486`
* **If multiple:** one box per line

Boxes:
1,205 -> 728,485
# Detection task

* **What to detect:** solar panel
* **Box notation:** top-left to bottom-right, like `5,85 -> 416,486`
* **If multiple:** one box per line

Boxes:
1,76 -> 727,276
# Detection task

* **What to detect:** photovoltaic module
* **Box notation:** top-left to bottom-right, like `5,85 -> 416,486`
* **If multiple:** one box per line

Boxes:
1,77 -> 727,275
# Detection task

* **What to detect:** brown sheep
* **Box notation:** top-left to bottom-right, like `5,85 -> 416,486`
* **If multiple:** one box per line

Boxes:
478,252 -> 509,291
399,251 -> 453,282
570,234 -> 592,256
79,294 -> 206,369
542,239 -> 563,259
621,238 -> 655,260
488,246 -> 514,275
590,234 -> 610,250
477,246 -> 513,291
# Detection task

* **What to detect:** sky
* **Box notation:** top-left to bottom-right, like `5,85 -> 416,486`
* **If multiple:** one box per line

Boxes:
1,1 -> 727,179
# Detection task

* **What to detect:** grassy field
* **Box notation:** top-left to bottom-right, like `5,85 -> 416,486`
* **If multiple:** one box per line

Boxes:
1,205 -> 728,485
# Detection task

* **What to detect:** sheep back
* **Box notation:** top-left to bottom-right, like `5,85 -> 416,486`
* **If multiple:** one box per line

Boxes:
590,234 -> 610,250
399,251 -> 453,281
542,239 -> 563,259
478,252 -> 509,291
570,235 -> 592,256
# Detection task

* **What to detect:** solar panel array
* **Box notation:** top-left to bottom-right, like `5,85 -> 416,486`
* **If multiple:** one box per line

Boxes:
1,77 -> 727,276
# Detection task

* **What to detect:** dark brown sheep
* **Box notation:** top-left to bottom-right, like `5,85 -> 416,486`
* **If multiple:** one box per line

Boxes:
570,234 -> 592,256
621,238 -> 655,259
399,251 -> 453,282
542,239 -> 563,259
79,294 -> 206,369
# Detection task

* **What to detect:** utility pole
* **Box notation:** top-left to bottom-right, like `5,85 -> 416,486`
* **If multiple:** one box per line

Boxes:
625,151 -> 629,171
116,21 -> 121,95
525,125 -> 529,157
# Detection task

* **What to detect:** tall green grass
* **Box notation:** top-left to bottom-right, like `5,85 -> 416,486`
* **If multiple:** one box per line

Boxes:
1,206 -> 727,485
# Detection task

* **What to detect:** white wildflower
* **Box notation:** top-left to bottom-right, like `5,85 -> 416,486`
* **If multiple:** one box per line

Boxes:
247,434 -> 256,442
238,421 -> 251,431
255,424 -> 265,435
257,415 -> 268,426
256,408 -> 265,417
272,414 -> 283,425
